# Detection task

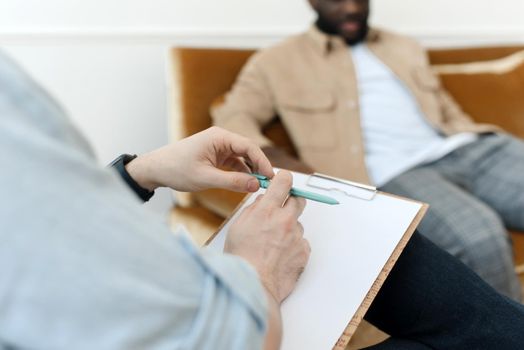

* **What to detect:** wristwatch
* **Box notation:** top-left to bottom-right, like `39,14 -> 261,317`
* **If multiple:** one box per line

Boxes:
109,154 -> 155,202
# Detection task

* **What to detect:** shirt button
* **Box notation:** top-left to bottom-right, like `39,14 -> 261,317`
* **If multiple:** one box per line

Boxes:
350,145 -> 360,154
347,100 -> 357,109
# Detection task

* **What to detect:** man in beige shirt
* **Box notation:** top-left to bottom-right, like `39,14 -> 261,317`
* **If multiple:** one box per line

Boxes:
213,0 -> 524,300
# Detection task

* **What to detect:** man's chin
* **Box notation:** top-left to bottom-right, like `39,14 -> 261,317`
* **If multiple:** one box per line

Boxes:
342,28 -> 369,46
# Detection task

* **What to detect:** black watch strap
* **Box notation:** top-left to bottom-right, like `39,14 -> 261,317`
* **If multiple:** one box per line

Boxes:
109,154 -> 155,202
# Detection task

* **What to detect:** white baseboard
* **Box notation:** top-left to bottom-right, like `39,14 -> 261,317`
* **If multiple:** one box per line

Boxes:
1,27 -> 523,48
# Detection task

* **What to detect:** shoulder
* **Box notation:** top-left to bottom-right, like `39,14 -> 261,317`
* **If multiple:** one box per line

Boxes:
373,27 -> 424,51
371,27 -> 428,64
263,32 -> 310,56
245,32 -> 313,71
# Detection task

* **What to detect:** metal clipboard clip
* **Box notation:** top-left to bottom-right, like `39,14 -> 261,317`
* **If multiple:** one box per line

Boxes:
305,173 -> 377,201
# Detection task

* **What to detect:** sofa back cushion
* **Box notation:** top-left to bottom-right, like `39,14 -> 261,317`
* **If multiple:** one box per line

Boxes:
430,48 -> 524,138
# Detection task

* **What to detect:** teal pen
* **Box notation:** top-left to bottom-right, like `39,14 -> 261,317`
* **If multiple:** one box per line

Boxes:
252,174 -> 339,205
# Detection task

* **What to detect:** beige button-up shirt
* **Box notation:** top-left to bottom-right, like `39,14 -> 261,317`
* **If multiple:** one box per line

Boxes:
212,26 -> 497,184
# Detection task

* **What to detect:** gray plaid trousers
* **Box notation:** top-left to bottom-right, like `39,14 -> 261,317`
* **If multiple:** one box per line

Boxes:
381,134 -> 524,301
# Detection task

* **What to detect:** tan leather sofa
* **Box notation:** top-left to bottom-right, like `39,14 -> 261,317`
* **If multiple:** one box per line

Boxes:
167,45 -> 524,274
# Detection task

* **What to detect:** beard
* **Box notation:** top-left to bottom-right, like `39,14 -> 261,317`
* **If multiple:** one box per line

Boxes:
315,14 -> 369,46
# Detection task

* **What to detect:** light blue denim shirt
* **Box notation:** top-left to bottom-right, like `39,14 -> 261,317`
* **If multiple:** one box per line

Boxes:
0,53 -> 267,350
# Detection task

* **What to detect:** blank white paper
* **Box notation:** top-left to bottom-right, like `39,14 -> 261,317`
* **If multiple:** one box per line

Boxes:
208,171 -> 423,350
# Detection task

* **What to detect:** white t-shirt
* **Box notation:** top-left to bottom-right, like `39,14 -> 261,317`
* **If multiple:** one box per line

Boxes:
351,44 -> 477,186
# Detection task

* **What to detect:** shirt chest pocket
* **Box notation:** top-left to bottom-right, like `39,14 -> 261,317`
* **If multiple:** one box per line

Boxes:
277,91 -> 339,151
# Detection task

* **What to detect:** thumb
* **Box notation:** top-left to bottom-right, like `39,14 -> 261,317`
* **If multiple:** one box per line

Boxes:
206,170 -> 260,193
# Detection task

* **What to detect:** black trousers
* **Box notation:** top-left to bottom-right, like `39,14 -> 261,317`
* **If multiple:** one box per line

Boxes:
363,232 -> 524,350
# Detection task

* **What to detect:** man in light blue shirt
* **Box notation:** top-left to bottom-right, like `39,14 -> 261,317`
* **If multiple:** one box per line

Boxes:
0,52 -> 309,350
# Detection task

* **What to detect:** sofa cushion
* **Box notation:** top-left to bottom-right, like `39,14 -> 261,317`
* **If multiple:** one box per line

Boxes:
428,46 -> 524,65
432,50 -> 524,138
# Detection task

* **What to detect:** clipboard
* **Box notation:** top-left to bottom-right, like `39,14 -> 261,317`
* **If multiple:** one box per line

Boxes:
306,173 -> 378,201
206,171 -> 428,350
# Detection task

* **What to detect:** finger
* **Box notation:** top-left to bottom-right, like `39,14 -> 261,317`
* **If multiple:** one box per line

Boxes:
296,239 -> 310,281
260,170 -> 293,207
281,193 -> 291,208
222,156 -> 252,173
301,238 -> 312,266
243,194 -> 265,214
296,266 -> 305,281
304,238 -> 311,254
295,221 -> 305,237
220,129 -> 274,179
283,196 -> 307,219
202,168 -> 261,193
254,194 -> 264,203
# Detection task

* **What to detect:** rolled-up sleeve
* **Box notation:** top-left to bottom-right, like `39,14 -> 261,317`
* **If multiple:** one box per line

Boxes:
174,230 -> 268,350
1,206 -> 268,350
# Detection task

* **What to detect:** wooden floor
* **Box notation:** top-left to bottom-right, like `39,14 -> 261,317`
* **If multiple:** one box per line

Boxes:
170,208 -> 524,350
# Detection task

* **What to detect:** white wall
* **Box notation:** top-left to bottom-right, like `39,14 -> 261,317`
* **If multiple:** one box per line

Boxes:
372,0 -> 524,46
1,0 -> 524,215
2,0 -> 524,45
